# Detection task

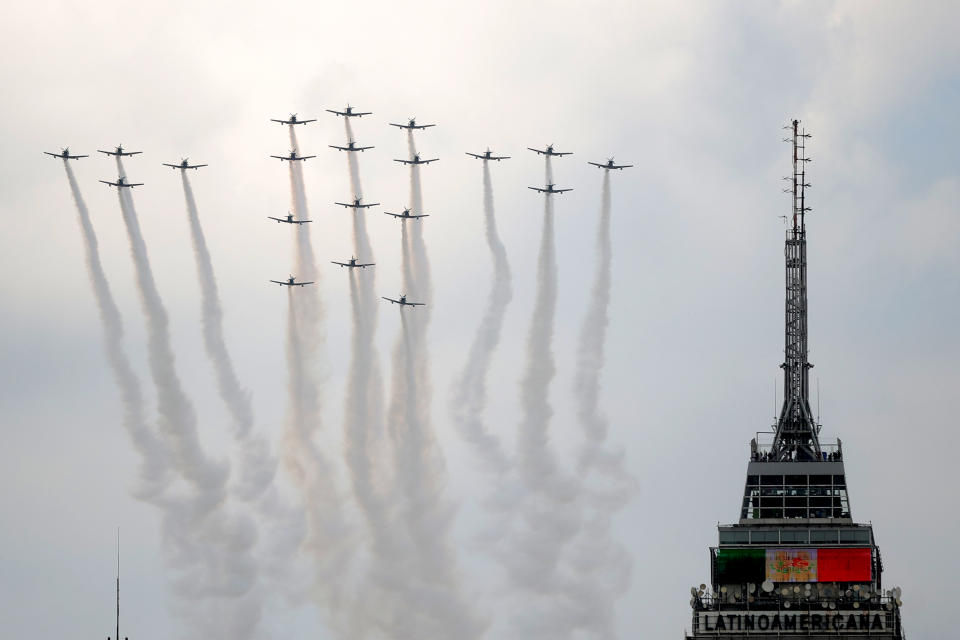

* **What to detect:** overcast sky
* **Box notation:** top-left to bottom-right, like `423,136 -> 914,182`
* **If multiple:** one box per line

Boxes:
1,1 -> 958,639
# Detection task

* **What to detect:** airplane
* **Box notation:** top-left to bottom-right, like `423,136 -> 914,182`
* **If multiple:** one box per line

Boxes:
326,104 -> 372,118
271,149 -> 316,162
329,140 -> 374,152
393,153 -> 438,165
588,157 -> 633,171
270,275 -> 314,287
390,117 -> 435,130
335,197 -> 380,210
527,144 -> 572,157
331,256 -> 375,269
267,212 -> 311,225
44,147 -> 88,160
382,294 -> 425,307
466,148 -> 509,161
98,145 -> 143,157
271,113 -> 316,125
100,176 -> 144,189
162,158 -> 207,170
383,207 -> 428,220
528,183 -> 572,194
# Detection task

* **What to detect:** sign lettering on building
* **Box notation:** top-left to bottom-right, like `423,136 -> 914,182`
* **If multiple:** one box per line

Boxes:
697,611 -> 887,633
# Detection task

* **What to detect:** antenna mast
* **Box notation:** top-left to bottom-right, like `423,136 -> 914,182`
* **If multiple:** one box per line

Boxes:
770,119 -> 821,461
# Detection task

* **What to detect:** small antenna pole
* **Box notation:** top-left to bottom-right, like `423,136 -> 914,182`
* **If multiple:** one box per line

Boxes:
116,527 -> 120,640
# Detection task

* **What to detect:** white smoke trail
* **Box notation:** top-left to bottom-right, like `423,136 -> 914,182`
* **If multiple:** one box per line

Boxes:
181,171 -> 275,501
450,160 -> 512,473
114,157 -> 262,640
564,170 -> 635,638
503,167 -> 584,639
379,131 -> 481,639
64,160 -> 168,500
282,126 -> 359,636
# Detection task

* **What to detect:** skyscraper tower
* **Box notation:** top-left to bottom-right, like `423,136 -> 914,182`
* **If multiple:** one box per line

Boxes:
684,121 -> 906,639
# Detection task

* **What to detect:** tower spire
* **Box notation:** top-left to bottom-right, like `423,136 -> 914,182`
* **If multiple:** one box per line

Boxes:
770,119 -> 820,461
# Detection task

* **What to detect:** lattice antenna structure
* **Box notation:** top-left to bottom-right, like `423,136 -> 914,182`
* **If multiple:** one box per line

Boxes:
770,119 -> 820,461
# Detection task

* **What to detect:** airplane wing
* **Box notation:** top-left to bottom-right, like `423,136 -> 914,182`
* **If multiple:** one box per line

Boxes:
128,151 -> 143,156
353,112 -> 371,117
125,182 -> 144,187
382,296 -> 400,304
359,202 -> 380,208
162,163 -> 178,168
554,151 -> 572,156
389,123 -> 405,129
355,145 -> 373,151
270,155 -> 288,160
299,119 -> 317,124
294,219 -> 312,224
187,164 -> 208,169
335,202 -> 352,208
528,186 -> 546,193
355,262 -> 374,267
383,212 -> 402,218
555,188 -> 572,193
331,261 -> 350,267
418,124 -> 436,129
270,280 -> 287,285
329,145 -> 349,151
296,281 -> 314,286
97,150 -> 114,156
588,162 -> 604,168
465,152 -> 482,159
267,216 -> 283,223
408,302 -> 425,306
99,180 -> 118,187
325,110 -> 344,116
614,164 -> 633,169
393,158 -> 411,164
297,155 -> 316,161
270,119 -> 287,124
421,158 -> 439,164
527,147 -> 545,155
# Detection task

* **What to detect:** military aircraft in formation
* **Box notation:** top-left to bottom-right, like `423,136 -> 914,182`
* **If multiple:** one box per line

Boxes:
382,294 -> 425,307
529,183 -> 572,194
588,157 -> 632,170
44,147 -> 87,160
336,197 -> 380,210
99,145 -> 142,157
271,149 -> 316,162
271,114 -> 316,125
528,144 -> 572,157
100,176 -> 143,189
383,207 -> 428,220
162,158 -> 207,170
331,256 -> 375,269
394,153 -> 438,165
270,276 -> 314,287
267,212 -> 311,225
466,148 -> 509,161
329,140 -> 374,153
326,105 -> 372,118
390,117 -> 435,130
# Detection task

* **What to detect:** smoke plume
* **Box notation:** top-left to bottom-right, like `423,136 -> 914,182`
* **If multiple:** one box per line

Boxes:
451,160 -> 512,473
380,130 -> 481,639
64,160 -> 168,500
502,159 -> 583,638
114,157 -> 262,639
565,169 -> 635,638
281,126 -> 358,635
